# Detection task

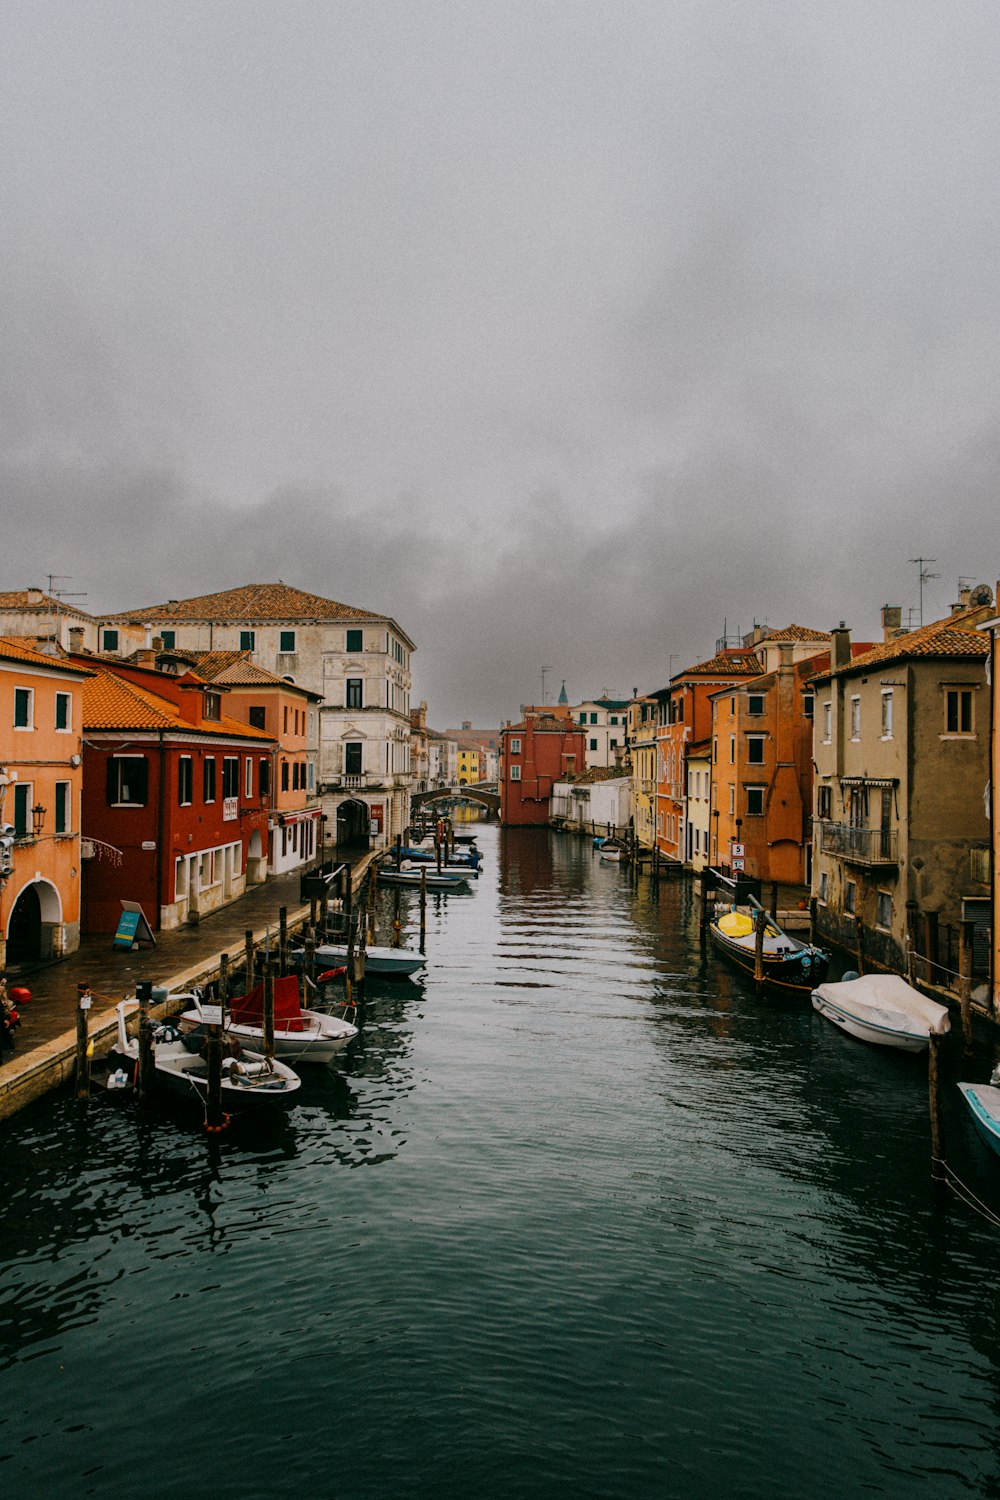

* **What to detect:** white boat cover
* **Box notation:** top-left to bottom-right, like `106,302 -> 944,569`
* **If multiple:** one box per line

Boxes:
811,974 -> 950,1037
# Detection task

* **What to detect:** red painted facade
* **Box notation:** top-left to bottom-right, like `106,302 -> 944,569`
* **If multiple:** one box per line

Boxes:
77,658 -> 276,932
500,717 -> 587,825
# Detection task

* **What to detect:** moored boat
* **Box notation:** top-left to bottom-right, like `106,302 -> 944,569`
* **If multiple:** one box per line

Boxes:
179,979 -> 357,1064
811,974 -> 950,1052
709,906 -> 829,994
104,1001 -> 302,1106
957,1077 -> 1000,1157
598,839 -> 626,862
298,942 -> 426,978
378,865 -> 469,891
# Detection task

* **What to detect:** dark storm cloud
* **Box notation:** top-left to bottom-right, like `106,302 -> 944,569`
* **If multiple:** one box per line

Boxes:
4,1 -> 1000,725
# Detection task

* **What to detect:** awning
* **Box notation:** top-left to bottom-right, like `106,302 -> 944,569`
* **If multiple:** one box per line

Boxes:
840,777 -> 898,789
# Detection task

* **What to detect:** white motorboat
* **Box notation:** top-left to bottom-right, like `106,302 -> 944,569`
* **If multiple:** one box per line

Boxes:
377,864 -> 468,891
810,974 -> 950,1052
106,1001 -> 302,1106
304,942 -> 426,978
179,979 -> 358,1065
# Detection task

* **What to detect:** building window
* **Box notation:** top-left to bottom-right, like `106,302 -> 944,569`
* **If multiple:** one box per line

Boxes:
55,780 -> 70,834
178,756 -> 193,805
817,784 -> 832,819
248,706 -> 266,730
346,629 -> 363,652
803,695 -> 814,719
13,782 -> 31,837
160,629 -> 175,649
55,692 -> 71,731
510,738 -> 521,753
204,757 -> 216,803
729,786 -> 735,814
748,695 -> 765,716
729,736 -> 735,763
107,756 -> 148,806
245,757 -> 253,798
346,678 -> 363,708
281,760 -> 289,792
610,738 -> 618,749
746,785 -> 765,815
345,743 -> 363,776
222,757 -> 239,799
747,736 -> 765,765
850,696 -> 861,740
240,630 -> 255,651
279,630 -> 296,653
14,687 -> 33,728
945,688 -> 974,735
203,691 -> 221,721
845,880 -> 856,915
510,765 -> 521,781
259,758 -> 270,797
101,629 -> 119,652
819,871 -> 829,903
881,691 -> 893,738
823,702 -> 832,743
307,761 -> 314,793
876,890 -> 892,930
590,738 -> 598,751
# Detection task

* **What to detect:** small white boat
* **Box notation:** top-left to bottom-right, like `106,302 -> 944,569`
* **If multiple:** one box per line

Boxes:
180,978 -> 357,1065
378,864 -> 468,891
811,974 -> 950,1052
598,840 -> 626,863
957,1075 -> 1000,1158
106,1002 -> 302,1106
305,943 -> 426,978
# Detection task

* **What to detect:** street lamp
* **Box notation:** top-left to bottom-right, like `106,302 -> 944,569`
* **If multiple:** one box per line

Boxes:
32,804 -> 46,837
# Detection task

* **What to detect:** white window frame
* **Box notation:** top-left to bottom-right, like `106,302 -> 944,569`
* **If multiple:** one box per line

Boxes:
746,734 -> 766,765
510,764 -> 521,781
746,784 -> 765,816
55,691 -> 72,732
14,686 -> 34,730
55,779 -> 71,834
850,696 -> 861,740
245,757 -> 253,798
876,890 -> 892,930
823,701 -> 832,743
881,690 -> 893,739
510,738 -> 521,753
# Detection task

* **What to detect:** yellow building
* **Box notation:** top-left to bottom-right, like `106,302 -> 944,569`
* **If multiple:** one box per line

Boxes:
457,748 -> 480,785
626,696 -> 658,851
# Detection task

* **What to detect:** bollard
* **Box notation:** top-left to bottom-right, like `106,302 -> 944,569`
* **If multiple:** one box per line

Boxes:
75,983 -> 92,1100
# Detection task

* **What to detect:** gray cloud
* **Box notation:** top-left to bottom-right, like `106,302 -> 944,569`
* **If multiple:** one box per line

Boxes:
4,1 -> 1000,725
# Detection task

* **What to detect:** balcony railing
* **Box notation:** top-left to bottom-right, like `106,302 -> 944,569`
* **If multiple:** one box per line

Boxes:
223,797 -> 239,822
817,820 -> 898,865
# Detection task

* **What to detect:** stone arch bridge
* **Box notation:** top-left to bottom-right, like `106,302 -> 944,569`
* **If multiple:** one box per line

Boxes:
412,784 -> 499,816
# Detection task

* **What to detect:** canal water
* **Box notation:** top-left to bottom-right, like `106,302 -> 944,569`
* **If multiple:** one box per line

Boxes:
1,824 -> 999,1499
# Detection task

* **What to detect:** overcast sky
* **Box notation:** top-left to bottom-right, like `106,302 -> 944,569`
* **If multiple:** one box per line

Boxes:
4,2 -> 999,725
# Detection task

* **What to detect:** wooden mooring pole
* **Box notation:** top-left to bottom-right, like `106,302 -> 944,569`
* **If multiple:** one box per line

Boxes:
75,983 -> 92,1100
928,1030 -> 946,1182
420,866 -> 427,953
754,907 -> 765,993
278,907 -> 288,977
262,958 -> 275,1063
205,956 -> 225,1130
392,885 -> 402,947
959,920 -> 975,1055
136,979 -> 155,1103
244,929 -> 255,992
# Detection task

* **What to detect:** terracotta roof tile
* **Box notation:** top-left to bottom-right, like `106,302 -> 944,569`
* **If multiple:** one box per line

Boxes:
762,624 -> 831,643
679,651 -> 764,679
81,661 -> 275,739
0,636 -> 93,675
0,590 -> 93,621
105,581 -> 390,628
814,607 -> 990,679
184,649 -> 320,695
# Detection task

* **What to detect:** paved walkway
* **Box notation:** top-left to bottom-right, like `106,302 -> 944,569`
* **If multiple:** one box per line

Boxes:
0,856 -> 376,1120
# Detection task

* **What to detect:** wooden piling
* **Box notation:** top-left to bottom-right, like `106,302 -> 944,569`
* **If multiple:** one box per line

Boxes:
699,867 -> 710,945
419,867 -> 427,952
809,895 -> 817,947
244,929 -> 255,992
959,919 -> 975,1054
136,979 -> 155,1103
770,882 -> 778,920
754,907 -> 765,991
928,1031 -> 946,1182
206,956 -> 226,1129
75,983 -> 91,1100
392,886 -> 402,947
855,915 -> 865,976
278,907 -> 288,977
395,832 -> 402,870
262,959 -> 275,1062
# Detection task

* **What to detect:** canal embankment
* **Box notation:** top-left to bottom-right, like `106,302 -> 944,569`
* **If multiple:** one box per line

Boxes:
0,853 -> 380,1121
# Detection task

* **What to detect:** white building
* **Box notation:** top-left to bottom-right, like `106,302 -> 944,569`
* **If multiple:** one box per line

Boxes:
99,583 -> 415,849
570,698 -> 631,769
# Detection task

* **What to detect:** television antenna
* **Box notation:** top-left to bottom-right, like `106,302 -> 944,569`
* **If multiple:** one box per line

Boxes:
540,665 -> 553,705
909,557 -> 939,627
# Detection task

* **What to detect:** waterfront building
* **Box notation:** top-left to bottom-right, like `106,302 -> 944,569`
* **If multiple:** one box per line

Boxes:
656,645 -> 763,868
98,582 -> 415,851
710,626 -> 833,884
0,639 -> 91,968
571,698 -> 631,769
977,596 -> 1000,1011
175,650 -> 324,876
685,742 -> 713,872
499,715 -> 587,826
626,695 -> 658,852
0,589 -> 99,654
74,654 -> 275,932
550,769 -> 632,838
810,601 -> 993,980
445,724 -> 500,782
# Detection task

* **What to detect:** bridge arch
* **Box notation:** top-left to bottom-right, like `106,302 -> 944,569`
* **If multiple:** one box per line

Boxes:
412,785 -> 499,815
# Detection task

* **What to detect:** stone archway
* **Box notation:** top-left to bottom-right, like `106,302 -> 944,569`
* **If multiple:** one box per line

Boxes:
247,827 -> 266,885
6,879 -> 62,965
336,798 -> 370,850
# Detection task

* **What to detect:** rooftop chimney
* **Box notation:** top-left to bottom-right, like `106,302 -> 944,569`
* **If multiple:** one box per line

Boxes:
68,626 -> 85,653
831,621 -> 851,671
26,587 -> 43,606
881,605 -> 902,642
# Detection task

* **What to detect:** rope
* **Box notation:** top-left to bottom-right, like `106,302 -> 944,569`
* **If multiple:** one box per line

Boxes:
934,1158 -> 1000,1229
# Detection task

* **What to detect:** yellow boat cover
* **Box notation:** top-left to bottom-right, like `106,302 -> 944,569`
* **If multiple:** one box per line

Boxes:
717,911 -> 754,938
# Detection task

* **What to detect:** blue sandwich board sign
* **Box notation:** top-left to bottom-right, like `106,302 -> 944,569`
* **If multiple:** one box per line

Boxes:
113,901 -> 156,950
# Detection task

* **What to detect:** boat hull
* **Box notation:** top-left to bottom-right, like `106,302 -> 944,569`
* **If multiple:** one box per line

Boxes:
708,923 -> 828,994
180,1011 -> 357,1065
308,943 -> 425,977
109,1036 -> 302,1108
810,994 -> 929,1051
957,1083 -> 1000,1156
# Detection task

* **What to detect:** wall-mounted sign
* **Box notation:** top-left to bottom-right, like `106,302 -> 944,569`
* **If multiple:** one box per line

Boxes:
369,802 -> 384,834
732,857 -> 745,872
731,842 -> 746,858
141,840 -> 156,851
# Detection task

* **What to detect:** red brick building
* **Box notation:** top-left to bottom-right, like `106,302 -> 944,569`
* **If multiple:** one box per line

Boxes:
499,715 -> 587,826
76,656 -> 276,932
